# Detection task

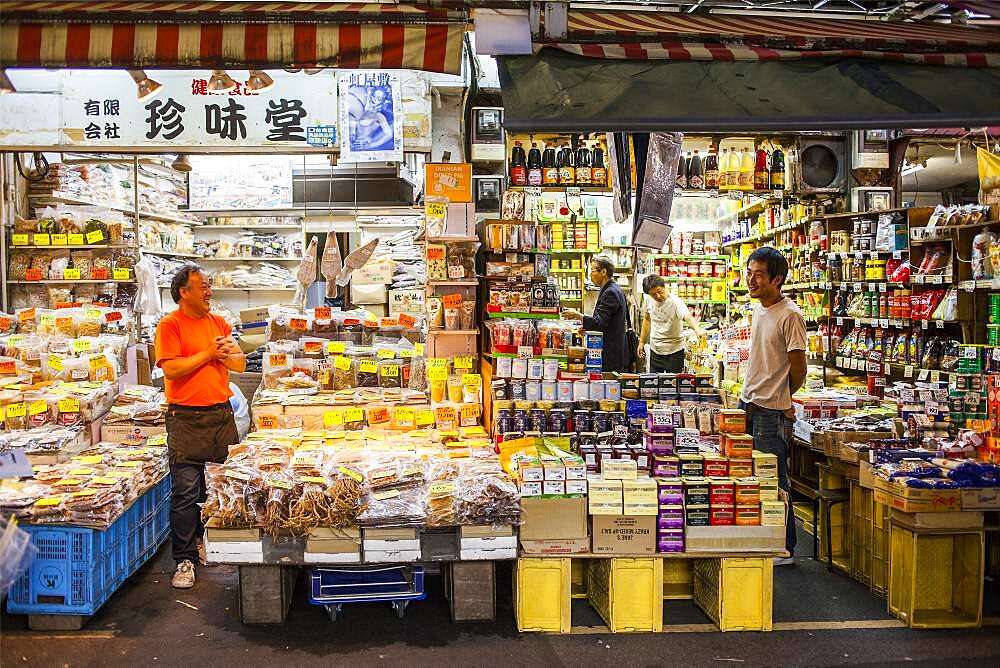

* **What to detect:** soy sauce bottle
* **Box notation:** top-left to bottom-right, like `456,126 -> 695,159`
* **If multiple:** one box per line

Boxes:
527,142 -> 543,186
542,144 -> 559,185
510,141 -> 527,186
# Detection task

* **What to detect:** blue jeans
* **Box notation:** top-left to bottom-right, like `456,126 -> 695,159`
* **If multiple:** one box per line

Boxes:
741,401 -> 797,555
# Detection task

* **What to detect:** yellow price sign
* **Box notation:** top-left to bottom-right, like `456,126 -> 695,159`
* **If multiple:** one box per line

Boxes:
35,497 -> 63,507
63,268 -> 81,280
323,410 -> 344,427
326,341 -> 346,354
376,348 -> 395,360
358,360 -> 378,374
414,343 -> 425,356
85,308 -> 102,319
427,357 -> 448,368
345,407 -> 364,422
47,356 -> 64,372
86,229 -> 105,244
461,373 -> 482,387
428,367 -> 448,382
399,349 -> 414,359
373,489 -> 400,501
415,409 -> 436,426
113,268 -> 130,280
425,201 -> 448,218
50,234 -> 68,246
300,476 -> 326,484
338,466 -> 363,482
461,404 -> 481,420
454,356 -> 474,370
380,364 -> 399,378
395,407 -> 415,427
91,477 -> 119,485
430,482 -> 456,495
334,356 -> 352,371
73,339 -> 92,353
29,400 -> 49,416
59,398 -> 80,413
71,455 -> 103,465
11,233 -> 29,246
33,233 -> 51,246
67,233 -> 85,245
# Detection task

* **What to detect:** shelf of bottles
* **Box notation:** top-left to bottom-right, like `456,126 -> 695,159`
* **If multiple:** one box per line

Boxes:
675,142 -> 786,195
507,133 -> 610,191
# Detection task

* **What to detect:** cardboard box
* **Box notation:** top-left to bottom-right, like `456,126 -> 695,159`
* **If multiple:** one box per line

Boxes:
240,306 -> 271,334
100,422 -> 166,443
684,525 -> 785,553
873,480 -> 963,513
364,528 -> 418,541
588,477 -> 623,515
543,480 -> 566,497
388,288 -> 425,316
601,459 -> 638,480
305,528 -> 362,563
590,515 -> 656,555
519,536 -> 590,555
889,509 -> 984,530
961,487 -> 1000,511
460,525 -> 514,539
230,371 -> 262,400
519,496 -> 588,541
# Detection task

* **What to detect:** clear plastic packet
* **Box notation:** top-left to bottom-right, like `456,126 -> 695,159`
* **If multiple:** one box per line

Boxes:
356,483 -> 427,528
931,288 -> 958,321
453,472 -> 520,527
263,347 -> 294,389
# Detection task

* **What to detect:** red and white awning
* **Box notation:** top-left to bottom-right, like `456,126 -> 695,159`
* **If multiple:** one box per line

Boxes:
0,2 -> 469,74
543,10 -> 1000,67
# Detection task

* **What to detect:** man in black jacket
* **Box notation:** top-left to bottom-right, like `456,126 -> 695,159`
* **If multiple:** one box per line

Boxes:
562,255 -> 629,372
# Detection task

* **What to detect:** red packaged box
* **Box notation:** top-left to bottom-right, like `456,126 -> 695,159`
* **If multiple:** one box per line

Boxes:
735,505 -> 761,526
709,508 -> 735,526
729,459 -> 754,478
725,434 -> 754,459
703,456 -> 729,478
708,479 -> 735,506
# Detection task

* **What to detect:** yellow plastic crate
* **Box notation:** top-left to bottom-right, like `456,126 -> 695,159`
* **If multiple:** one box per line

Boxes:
515,558 -> 572,633
850,482 -> 874,587
663,559 -> 693,600
871,500 -> 890,598
571,558 -> 588,599
888,526 -> 984,629
792,502 -> 815,536
693,557 -> 773,632
818,497 -> 851,571
587,558 -> 663,632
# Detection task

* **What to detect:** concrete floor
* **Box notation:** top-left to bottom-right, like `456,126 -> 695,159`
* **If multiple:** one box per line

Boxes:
3,527 -> 1000,667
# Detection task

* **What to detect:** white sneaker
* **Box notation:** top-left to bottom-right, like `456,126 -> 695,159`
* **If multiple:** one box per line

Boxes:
774,556 -> 796,566
172,559 -> 196,588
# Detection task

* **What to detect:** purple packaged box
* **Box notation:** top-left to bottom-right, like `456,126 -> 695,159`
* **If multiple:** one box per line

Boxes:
647,410 -> 674,433
652,455 -> 680,478
657,511 -> 684,530
644,432 -> 674,454
657,533 -> 685,553
657,481 -> 684,505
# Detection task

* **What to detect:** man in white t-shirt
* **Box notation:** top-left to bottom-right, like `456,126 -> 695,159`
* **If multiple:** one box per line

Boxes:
740,247 -> 807,564
637,274 -> 705,373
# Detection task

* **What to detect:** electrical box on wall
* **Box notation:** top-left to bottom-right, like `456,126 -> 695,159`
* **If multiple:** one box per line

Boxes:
851,187 -> 895,213
473,175 -> 503,212
852,130 -> 890,169
471,107 -> 505,161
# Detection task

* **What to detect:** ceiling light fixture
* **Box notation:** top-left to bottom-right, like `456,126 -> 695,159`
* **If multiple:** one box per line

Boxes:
128,69 -> 162,101
246,69 -> 275,93
171,154 -> 192,172
208,69 -> 238,93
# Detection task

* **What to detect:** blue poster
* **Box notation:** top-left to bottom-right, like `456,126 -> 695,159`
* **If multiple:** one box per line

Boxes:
338,71 -> 403,163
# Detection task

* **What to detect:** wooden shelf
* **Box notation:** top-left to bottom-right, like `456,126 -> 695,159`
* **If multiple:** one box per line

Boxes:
11,244 -> 134,250
427,329 -> 479,335
31,191 -> 202,225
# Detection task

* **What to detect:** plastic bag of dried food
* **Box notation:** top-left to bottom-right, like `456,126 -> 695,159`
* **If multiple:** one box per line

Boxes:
453,473 -> 521,527
202,463 -> 266,528
113,282 -> 138,310
357,483 -> 427,528
8,252 -> 30,280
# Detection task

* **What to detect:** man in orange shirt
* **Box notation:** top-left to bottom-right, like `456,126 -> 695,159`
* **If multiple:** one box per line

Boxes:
155,265 -> 245,588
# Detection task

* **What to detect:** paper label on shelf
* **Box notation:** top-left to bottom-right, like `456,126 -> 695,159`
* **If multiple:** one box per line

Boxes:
460,404 -> 480,421
34,497 -> 62,507
86,230 -> 105,243
68,233 -> 84,245
517,346 -> 534,358
427,358 -> 448,368
930,371 -> 941,382
11,234 -> 28,246
878,284 -> 887,292
322,409 -> 345,427
326,341 -> 346,355
426,247 -> 445,260
395,407 -> 415,427
92,269 -> 110,282
113,268 -> 130,280
147,434 -> 167,446
425,202 -> 448,219
880,319 -> 889,328
435,406 -> 456,424
904,365 -> 914,378
852,283 -> 862,292
399,349 -> 413,359
454,356 -> 474,370
836,317 -> 844,326
854,252 -> 863,260
921,321 -> 928,329
380,317 -> 399,329
62,268 -> 81,280
29,400 -> 48,416
300,476 -> 327,484
398,313 -> 416,328
918,369 -> 930,381
59,398 -> 80,413
33,234 -> 50,246
258,415 -> 278,429
51,234 -> 67,246
5,403 -> 26,418
416,408 -> 435,426
24,268 -> 42,281
368,406 -> 390,424
442,293 -> 463,309
314,307 -> 332,320
936,321 -> 945,329
345,407 -> 364,423
331,356 -> 351,372
289,318 -> 308,332
993,348 -> 1000,361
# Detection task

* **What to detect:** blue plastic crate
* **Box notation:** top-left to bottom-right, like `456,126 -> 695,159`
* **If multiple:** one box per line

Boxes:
309,565 -> 426,604
7,476 -> 171,616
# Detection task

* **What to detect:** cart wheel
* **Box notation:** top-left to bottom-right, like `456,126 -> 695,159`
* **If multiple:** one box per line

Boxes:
325,604 -> 342,622
392,601 -> 408,619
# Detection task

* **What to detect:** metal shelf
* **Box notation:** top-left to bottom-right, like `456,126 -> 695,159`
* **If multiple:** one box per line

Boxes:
30,191 -> 202,226
195,225 -> 303,231
9,279 -> 134,284
199,256 -> 303,262
157,285 -> 296,291
11,243 -> 134,250
143,249 -> 202,259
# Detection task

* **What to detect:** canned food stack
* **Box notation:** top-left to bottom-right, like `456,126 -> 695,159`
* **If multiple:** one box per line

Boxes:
584,331 -> 603,372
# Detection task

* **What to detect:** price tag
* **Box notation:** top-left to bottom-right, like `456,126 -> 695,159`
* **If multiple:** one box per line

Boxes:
258,415 -> 278,429
71,455 -> 103,465
113,268 -> 130,280
426,247 -> 445,260
852,283 -> 862,292
461,404 -> 481,421
398,313 -> 416,328
399,349 -> 414,359
58,398 -> 80,413
0,317 -> 11,332
901,388 -> 916,402
0,360 -> 16,375
314,307 -> 332,319
855,252 -> 864,260
86,230 -> 104,244
24,268 -> 43,281
380,317 -> 399,328
918,369 -> 929,381
936,320 -> 945,329
428,366 -> 448,382
427,357 -> 448,368
105,310 -> 123,322
866,361 -> 882,374
921,320 -> 929,330
377,348 -> 395,360
836,317 -> 844,326
290,317 -> 308,332
358,359 -> 378,374
993,348 -> 1000,362
51,234 -> 67,246
462,373 -> 482,387
303,340 -> 323,354
416,408 -> 435,426
380,364 -> 399,378
866,283 -> 875,291
878,284 -> 887,292
442,293 -> 463,309
34,497 -> 62,507
333,356 -> 352,371
884,363 -> 891,375
91,476 -> 119,485
33,233 -> 50,246
47,356 -> 64,372
301,475 -> 327,484
368,406 -> 390,424
395,407 -> 415,427
345,407 -> 364,423
447,264 -> 466,279
435,406 -> 456,424
373,489 -> 400,501
836,356 -> 845,367
268,353 -> 288,367
454,356 -> 474,370
147,434 -> 167,446
225,470 -> 252,481
930,371 -> 941,382
517,346 -> 534,358
68,233 -> 84,245
322,341 -> 345,355
11,234 -> 28,246
430,483 -> 455,495
414,343 -> 425,356
893,251 -> 902,260
880,319 -> 889,328
927,401 -> 940,415
29,400 -> 49,416
63,268 -> 81,280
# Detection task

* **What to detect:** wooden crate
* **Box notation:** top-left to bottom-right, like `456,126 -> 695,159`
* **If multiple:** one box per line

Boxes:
445,561 -> 496,622
238,565 -> 296,624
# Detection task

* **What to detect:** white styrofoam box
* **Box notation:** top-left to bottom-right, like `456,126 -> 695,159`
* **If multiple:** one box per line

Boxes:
460,535 -> 518,552
364,549 -> 422,563
304,552 -> 363,564
363,539 -> 421,552
460,547 -> 517,560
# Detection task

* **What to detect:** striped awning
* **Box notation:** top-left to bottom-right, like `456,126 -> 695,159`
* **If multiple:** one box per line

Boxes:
0,2 -> 469,74
544,11 -> 1000,67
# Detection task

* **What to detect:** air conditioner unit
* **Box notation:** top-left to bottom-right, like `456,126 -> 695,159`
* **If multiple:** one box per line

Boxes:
795,137 -> 846,193
471,107 -> 505,162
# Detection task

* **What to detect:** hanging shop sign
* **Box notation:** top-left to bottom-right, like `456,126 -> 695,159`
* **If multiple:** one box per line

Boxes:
338,71 -> 404,163
0,70 -> 433,153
